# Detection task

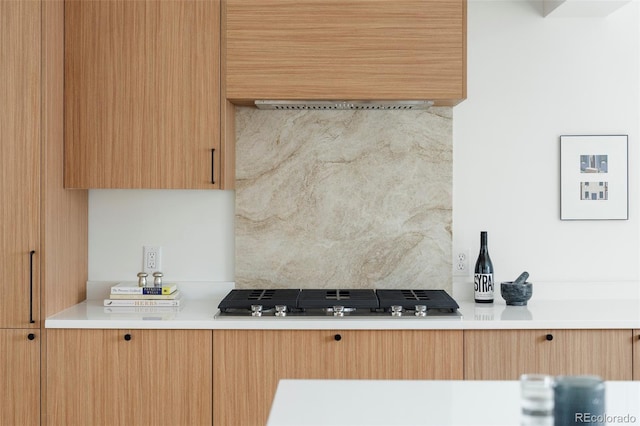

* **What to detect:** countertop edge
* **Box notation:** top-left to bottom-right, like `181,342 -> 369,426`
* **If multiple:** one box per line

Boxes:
44,281 -> 640,330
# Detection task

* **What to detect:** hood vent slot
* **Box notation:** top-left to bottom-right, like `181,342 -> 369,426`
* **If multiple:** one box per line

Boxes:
254,100 -> 433,111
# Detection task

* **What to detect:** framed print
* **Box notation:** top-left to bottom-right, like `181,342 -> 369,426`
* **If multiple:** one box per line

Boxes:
560,135 -> 628,220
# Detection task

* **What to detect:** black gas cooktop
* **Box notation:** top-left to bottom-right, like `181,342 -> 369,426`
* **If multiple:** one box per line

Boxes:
217,288 -> 460,318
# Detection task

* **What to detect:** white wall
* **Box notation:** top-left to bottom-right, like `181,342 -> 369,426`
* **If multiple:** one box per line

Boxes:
453,1 -> 640,284
88,190 -> 235,281
89,1 -> 640,286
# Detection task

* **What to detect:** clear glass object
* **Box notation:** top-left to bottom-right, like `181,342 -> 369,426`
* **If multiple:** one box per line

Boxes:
520,374 -> 554,426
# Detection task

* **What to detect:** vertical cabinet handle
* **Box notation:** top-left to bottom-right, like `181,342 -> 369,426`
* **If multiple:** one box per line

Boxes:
29,250 -> 36,324
210,148 -> 216,184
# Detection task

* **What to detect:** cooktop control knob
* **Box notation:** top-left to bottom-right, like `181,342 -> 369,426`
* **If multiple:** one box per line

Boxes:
275,305 -> 287,317
333,305 -> 345,317
251,305 -> 263,317
391,305 -> 403,317
415,305 -> 427,317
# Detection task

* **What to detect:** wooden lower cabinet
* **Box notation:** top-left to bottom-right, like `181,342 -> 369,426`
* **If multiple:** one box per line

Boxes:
634,329 -> 640,380
46,329 -> 212,426
213,329 -> 463,426
0,329 -> 40,426
464,329 -> 633,380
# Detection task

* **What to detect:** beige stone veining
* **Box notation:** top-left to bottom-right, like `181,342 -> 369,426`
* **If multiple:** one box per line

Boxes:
235,107 -> 452,290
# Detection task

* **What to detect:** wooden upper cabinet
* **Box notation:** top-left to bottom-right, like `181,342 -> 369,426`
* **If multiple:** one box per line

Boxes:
64,0 -> 223,189
223,0 -> 467,105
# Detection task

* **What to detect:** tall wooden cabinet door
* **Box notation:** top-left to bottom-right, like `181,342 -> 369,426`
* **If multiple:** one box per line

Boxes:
464,329 -> 632,380
336,330 -> 463,380
65,0 -> 221,189
46,329 -> 125,426
0,0 -> 40,328
633,330 -> 640,381
224,0 -> 466,105
0,330 -> 40,426
124,330 -> 212,426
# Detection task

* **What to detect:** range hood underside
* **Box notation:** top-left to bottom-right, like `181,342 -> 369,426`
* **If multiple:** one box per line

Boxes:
254,100 -> 434,111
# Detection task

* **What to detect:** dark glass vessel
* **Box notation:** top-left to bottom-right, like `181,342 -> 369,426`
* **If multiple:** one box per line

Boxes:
474,231 -> 494,303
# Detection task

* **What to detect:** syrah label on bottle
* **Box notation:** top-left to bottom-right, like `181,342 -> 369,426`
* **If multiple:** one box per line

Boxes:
474,273 -> 494,301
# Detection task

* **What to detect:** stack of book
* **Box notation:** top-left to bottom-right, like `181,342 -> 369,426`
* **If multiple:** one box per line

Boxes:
103,282 -> 182,307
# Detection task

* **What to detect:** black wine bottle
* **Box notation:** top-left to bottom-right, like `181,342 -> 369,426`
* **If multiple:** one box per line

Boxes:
474,231 -> 494,303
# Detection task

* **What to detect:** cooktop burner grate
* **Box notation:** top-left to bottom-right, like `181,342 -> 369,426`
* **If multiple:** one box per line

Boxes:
216,288 -> 461,317
376,289 -> 459,312
297,289 -> 379,310
218,289 -> 300,311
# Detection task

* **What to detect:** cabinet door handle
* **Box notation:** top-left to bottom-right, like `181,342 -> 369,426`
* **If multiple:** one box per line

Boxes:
27,333 -> 36,341
29,250 -> 36,324
545,333 -> 553,341
210,148 -> 216,184
124,333 -> 132,341
334,334 -> 342,341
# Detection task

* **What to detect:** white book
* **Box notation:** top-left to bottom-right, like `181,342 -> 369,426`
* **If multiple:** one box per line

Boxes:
103,306 -> 182,313
103,295 -> 182,307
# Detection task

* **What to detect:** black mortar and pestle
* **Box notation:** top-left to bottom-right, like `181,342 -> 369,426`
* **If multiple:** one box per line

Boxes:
500,271 -> 533,306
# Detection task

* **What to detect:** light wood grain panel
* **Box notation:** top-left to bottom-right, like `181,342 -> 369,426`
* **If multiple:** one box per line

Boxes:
65,0 -> 221,189
0,0 -> 41,328
632,330 -> 640,381
340,330 -> 463,380
224,0 -> 466,104
46,329 -> 212,425
544,329 -> 632,380
219,5 -> 236,189
42,0 -> 88,317
46,329 -> 125,426
41,4 -> 89,423
464,329 -> 633,381
213,329 -> 462,426
213,330 -> 340,426
125,330 -> 212,426
0,329 -> 40,426
220,99 -> 236,189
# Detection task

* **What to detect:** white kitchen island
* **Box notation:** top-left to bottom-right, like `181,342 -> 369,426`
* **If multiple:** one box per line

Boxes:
267,379 -> 640,426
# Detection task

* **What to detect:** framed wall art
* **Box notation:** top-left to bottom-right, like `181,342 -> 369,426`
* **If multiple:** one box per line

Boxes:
560,134 -> 628,220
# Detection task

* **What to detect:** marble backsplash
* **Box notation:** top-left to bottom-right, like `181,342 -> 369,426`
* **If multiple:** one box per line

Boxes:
235,107 -> 452,291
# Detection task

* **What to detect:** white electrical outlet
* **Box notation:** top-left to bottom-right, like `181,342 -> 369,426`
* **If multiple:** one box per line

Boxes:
143,246 -> 162,274
453,249 -> 469,276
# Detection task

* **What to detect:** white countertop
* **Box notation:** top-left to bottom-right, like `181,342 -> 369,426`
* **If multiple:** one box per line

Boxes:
44,281 -> 640,330
266,379 -> 640,426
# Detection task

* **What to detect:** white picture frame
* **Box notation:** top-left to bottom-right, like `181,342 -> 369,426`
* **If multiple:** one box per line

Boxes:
560,135 -> 628,220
